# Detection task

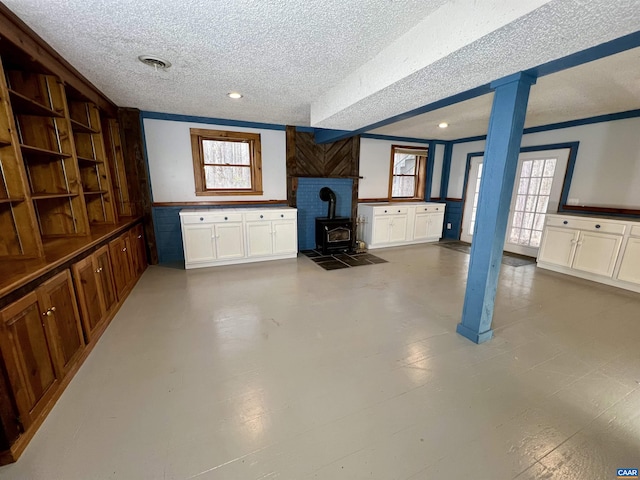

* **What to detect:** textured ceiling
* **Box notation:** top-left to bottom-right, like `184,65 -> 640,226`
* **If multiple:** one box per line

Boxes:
370,46 -> 640,140
4,0 -> 640,136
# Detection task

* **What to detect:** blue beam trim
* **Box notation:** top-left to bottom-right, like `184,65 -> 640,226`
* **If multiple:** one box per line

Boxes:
457,72 -> 536,344
361,133 -> 436,144
425,141 -> 435,201
439,142 -> 453,199
141,111 -> 287,131
314,128 -> 355,144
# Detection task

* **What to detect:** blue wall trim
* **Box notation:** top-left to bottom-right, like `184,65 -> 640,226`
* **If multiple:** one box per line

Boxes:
141,110 -> 287,131
439,142 -> 453,199
361,133 -> 436,144
425,141 -> 435,201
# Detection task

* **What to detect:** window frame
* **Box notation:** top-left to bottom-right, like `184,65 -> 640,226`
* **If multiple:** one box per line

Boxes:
387,145 -> 428,201
190,128 -> 263,196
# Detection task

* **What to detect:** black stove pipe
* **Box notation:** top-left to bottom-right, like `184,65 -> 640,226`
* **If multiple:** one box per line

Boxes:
319,187 -> 336,219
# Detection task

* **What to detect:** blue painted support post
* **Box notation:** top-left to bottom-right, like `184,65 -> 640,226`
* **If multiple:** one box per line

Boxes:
456,72 -> 537,344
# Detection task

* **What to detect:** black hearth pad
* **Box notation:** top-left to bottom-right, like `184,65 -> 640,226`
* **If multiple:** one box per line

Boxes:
301,250 -> 388,271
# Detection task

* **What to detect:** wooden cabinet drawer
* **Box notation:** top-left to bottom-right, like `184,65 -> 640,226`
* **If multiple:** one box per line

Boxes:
415,204 -> 445,213
244,210 -> 296,222
546,216 -> 625,234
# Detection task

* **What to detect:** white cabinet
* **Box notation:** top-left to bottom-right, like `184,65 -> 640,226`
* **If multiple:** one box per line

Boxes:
358,202 -> 445,249
617,230 -> 640,286
245,210 -> 297,258
180,207 -> 298,269
537,214 -> 639,293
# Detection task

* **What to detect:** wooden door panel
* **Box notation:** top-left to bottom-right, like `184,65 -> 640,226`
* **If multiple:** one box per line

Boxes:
109,235 -> 133,297
0,292 -> 58,427
38,271 -> 84,377
72,255 -> 104,337
95,245 -> 117,312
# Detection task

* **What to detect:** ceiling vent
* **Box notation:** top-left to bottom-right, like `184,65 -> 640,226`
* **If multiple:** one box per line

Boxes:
138,55 -> 171,70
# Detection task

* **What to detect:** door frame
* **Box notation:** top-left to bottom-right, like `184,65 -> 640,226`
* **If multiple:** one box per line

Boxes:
459,142 -> 579,250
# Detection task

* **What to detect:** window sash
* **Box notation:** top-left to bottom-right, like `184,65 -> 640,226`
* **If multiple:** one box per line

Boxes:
388,145 -> 427,200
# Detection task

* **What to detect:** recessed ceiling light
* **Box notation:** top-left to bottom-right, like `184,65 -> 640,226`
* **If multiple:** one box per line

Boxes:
438,122 -> 449,129
138,55 -> 171,70
228,92 -> 243,99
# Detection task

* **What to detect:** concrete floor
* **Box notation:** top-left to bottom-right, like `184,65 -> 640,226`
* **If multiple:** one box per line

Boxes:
1,244 -> 639,479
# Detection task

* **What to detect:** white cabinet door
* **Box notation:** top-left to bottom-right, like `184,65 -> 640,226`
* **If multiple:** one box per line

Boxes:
413,214 -> 430,241
273,220 -> 297,254
617,237 -> 640,284
214,223 -> 245,260
372,216 -> 392,244
425,213 -> 444,239
246,222 -> 273,257
389,215 -> 408,243
572,231 -> 622,277
183,224 -> 216,263
538,226 -> 579,267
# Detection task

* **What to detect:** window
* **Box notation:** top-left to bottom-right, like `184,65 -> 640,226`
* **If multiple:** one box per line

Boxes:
388,145 -> 428,200
190,128 -> 263,195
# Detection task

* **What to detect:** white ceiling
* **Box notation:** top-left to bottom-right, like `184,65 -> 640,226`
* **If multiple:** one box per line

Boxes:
4,0 -> 640,138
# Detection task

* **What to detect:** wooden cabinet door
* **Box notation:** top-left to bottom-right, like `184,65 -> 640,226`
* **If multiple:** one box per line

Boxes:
538,227 -> 579,267
72,255 -> 106,340
109,234 -> 133,298
272,220 -> 297,254
572,231 -> 622,277
37,271 -> 85,378
129,224 -> 147,276
617,237 -> 640,285
0,293 -> 59,429
95,245 -> 117,312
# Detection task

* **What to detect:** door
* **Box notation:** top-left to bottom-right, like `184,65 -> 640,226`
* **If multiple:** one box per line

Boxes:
109,234 -> 134,297
214,223 -> 244,259
572,231 -> 622,277
0,292 -> 59,429
272,220 -> 297,254
461,148 -> 570,257
537,227 -> 579,267
389,215 -> 408,243
246,222 -> 272,257
129,224 -> 147,276
72,255 -> 106,337
372,216 -> 392,244
95,245 -> 117,313
617,237 -> 640,284
37,271 -> 85,378
425,213 -> 445,239
182,224 -> 216,263
413,214 -> 430,240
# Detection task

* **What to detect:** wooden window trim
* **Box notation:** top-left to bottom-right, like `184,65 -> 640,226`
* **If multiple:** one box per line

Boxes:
190,128 -> 263,196
388,145 -> 428,201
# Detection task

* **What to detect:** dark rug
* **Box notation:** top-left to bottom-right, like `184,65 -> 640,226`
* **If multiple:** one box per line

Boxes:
435,241 -> 536,267
301,250 -> 388,271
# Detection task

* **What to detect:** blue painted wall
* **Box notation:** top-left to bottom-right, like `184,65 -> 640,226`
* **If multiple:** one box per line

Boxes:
296,178 -> 353,250
443,200 -> 463,239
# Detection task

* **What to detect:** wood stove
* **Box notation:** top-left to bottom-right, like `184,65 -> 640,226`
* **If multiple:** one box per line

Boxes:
315,187 -> 353,254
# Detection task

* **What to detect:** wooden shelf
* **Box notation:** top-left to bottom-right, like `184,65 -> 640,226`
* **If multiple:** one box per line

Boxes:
77,155 -> 102,165
31,193 -> 78,200
20,144 -> 71,161
83,190 -> 107,196
70,119 -> 98,134
8,89 -> 63,118
0,137 -> 11,147
0,197 -> 25,204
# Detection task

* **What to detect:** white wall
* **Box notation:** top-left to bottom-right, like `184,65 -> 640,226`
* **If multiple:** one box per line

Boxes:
143,118 -> 287,202
447,116 -> 640,208
358,137 -> 432,199
431,143 -> 445,198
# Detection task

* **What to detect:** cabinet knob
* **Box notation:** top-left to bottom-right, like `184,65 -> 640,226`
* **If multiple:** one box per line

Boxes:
281,214 -> 284,218
122,247 -> 127,252
95,267 -> 103,273
260,215 -> 263,218
563,221 -> 568,225
138,234 -> 142,239
384,210 -> 387,213
43,307 -> 56,317
224,216 -> 228,220
595,224 -> 601,229
436,207 -> 439,211
397,210 -> 401,213
200,217 -> 204,221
